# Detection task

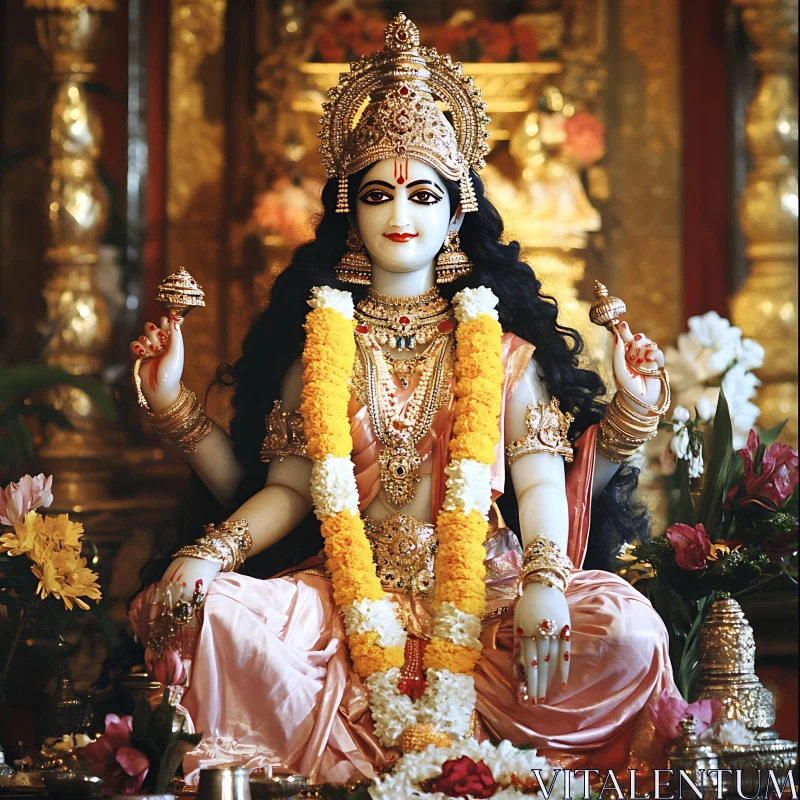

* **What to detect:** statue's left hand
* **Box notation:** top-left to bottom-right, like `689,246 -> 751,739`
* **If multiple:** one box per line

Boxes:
612,321 -> 665,414
514,582 -> 571,704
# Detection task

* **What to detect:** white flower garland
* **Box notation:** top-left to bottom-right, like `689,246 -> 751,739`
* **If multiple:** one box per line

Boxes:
369,739 -> 579,800
431,602 -> 483,651
310,287 -> 499,749
441,460 -> 492,519
342,598 -> 407,649
310,456 -> 360,519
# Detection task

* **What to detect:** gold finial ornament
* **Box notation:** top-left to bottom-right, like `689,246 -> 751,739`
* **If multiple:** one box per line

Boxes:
589,280 -> 627,333
318,13 -> 490,214
155,266 -> 206,318
694,595 -> 777,735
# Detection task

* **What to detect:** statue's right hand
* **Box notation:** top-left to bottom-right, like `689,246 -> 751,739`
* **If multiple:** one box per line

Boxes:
129,315 -> 184,412
149,556 -> 222,625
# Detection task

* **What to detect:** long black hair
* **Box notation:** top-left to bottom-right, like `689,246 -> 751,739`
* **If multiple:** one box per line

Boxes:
142,167 -> 647,586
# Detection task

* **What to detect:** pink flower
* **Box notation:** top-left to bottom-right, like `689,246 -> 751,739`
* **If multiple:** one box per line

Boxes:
648,689 -> 721,747
147,648 -> 187,687
562,111 -> 605,167
0,474 -> 53,526
77,713 -> 149,795
736,430 -> 799,510
666,523 -> 711,571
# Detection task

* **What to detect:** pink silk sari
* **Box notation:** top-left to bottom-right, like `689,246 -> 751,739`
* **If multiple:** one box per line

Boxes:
130,333 -> 676,784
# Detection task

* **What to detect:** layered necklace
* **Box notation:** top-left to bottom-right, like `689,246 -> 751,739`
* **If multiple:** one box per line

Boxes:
354,287 -> 456,507
300,285 -> 504,751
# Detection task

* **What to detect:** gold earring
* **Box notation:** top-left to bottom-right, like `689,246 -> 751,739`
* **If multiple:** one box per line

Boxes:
436,230 -> 473,283
335,229 -> 372,285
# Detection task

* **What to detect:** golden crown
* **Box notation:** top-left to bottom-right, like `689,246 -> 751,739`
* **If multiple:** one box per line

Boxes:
318,13 -> 491,213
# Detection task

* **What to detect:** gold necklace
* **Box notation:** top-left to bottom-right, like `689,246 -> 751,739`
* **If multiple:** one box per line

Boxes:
355,286 -> 454,351
355,330 -> 454,506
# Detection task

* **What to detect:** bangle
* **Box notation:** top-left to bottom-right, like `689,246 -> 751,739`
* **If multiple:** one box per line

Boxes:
173,519 -> 252,572
520,536 -> 573,594
597,391 -> 662,464
145,383 -> 213,454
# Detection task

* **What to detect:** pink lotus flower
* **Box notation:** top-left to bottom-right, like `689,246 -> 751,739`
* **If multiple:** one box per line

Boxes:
0,474 -> 53,526
146,647 -> 187,687
648,689 -> 721,747
77,714 -> 149,795
562,111 -> 605,167
736,430 -> 799,510
666,523 -> 711,571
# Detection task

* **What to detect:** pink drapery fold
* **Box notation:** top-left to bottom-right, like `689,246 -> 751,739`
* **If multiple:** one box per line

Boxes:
565,424 -> 598,569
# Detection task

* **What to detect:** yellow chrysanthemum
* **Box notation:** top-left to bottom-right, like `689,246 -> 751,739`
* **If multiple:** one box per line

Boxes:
39,514 -> 84,550
30,544 -> 101,611
0,510 -> 41,556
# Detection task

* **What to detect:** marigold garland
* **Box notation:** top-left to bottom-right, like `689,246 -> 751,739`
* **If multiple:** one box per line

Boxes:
300,285 -> 504,748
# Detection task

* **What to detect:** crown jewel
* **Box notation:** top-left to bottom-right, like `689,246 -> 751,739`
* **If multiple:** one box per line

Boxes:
318,13 -> 491,213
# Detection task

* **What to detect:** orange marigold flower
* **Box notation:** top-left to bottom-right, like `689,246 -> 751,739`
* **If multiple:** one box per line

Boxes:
423,637 -> 482,674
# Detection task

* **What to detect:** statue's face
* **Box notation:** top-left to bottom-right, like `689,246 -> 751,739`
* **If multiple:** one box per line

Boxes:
355,158 -> 453,274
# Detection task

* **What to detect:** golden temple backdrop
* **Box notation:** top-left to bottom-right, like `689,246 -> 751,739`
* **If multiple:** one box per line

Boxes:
0,0 -> 797,737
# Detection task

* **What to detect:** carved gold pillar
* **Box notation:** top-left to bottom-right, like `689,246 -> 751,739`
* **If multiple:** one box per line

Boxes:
730,0 -> 798,444
26,0 -> 119,502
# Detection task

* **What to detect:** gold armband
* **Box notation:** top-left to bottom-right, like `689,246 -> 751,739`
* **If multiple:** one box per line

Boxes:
506,399 -> 574,466
173,519 -> 252,572
597,393 -> 660,464
146,383 -> 213,454
521,535 -> 574,594
260,400 -> 309,462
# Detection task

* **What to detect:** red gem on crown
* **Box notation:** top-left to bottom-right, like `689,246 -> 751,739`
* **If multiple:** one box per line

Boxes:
438,320 -> 454,333
356,324 -> 369,334
398,315 -> 411,325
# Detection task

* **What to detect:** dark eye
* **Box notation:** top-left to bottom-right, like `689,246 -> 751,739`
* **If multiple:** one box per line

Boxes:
358,190 -> 392,204
410,190 -> 442,205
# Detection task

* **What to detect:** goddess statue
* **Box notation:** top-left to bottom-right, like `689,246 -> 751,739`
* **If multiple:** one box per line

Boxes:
129,15 -> 677,786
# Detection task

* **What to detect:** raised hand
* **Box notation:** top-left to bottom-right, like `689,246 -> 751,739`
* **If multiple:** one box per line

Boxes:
612,321 -> 665,414
129,314 -> 184,412
514,582 -> 571,704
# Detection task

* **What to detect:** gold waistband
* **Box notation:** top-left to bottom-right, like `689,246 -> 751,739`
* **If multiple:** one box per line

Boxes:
364,513 -> 437,595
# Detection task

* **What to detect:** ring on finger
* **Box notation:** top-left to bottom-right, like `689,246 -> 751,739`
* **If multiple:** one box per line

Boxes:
538,619 -> 557,637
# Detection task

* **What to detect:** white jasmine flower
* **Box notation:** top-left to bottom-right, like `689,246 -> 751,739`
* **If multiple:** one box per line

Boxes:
441,459 -> 492,518
431,602 -> 483,651
418,669 -> 476,738
688,448 -> 704,479
696,393 -> 717,422
672,406 -> 691,425
341,598 -> 407,648
310,456 -> 359,519
452,286 -> 499,323
670,425 -> 690,461
307,285 -> 354,319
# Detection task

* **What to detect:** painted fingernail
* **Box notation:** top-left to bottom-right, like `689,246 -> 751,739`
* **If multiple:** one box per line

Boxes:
148,323 -> 156,331
135,345 -> 145,354
538,696 -> 545,702
634,334 -> 642,341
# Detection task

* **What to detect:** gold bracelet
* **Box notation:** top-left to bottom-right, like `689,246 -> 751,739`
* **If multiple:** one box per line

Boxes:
614,367 -> 671,416
520,536 -> 573,594
173,519 -> 251,572
597,392 -> 661,464
145,383 -> 213,454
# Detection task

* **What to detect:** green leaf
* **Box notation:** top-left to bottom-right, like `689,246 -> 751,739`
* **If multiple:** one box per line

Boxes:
6,418 -> 35,460
676,459 -> 696,525
677,593 -> 715,701
696,388 -> 733,535
0,365 -> 116,420
153,739 -> 199,794
759,420 -> 787,447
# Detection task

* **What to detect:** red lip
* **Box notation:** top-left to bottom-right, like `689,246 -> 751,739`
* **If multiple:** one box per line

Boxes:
383,232 -> 418,243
